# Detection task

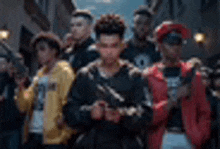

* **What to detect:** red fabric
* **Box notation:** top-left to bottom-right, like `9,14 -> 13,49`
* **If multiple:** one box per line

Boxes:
156,24 -> 191,43
145,62 -> 211,149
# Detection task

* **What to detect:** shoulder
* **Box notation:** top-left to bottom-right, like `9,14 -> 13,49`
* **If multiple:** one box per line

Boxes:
121,60 -> 142,78
77,60 -> 98,77
142,63 -> 160,77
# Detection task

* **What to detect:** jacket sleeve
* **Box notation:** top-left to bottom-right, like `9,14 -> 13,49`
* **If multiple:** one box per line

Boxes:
122,72 -> 153,132
190,73 -> 211,146
147,75 -> 169,127
15,77 -> 37,113
63,71 -> 93,129
59,67 -> 75,107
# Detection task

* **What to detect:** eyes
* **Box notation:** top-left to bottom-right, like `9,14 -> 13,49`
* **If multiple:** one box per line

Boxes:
98,43 -> 122,48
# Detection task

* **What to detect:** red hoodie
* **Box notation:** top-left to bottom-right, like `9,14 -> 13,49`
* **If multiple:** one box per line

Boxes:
143,62 -> 211,149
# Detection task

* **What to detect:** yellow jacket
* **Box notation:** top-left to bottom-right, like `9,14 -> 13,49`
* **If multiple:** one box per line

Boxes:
15,60 -> 75,144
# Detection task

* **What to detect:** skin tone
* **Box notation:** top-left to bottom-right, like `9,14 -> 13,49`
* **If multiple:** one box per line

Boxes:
132,14 -> 152,47
160,43 -> 182,66
96,34 -> 125,76
70,16 -> 92,45
36,41 -> 59,75
16,41 -> 64,126
91,34 -> 126,123
159,41 -> 190,110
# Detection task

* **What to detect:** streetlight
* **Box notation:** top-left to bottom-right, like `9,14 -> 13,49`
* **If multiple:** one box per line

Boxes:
0,25 -> 10,40
194,28 -> 206,44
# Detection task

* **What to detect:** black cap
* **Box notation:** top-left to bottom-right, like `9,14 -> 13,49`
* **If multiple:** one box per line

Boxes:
163,32 -> 182,45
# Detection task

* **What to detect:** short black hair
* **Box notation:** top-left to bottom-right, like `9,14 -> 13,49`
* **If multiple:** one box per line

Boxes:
94,14 -> 126,39
134,5 -> 153,18
72,9 -> 94,24
31,32 -> 62,57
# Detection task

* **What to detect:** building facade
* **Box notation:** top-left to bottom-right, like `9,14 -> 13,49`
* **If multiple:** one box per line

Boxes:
148,0 -> 219,66
0,0 -> 76,76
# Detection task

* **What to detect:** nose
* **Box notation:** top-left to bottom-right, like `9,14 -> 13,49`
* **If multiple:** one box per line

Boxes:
105,48 -> 112,55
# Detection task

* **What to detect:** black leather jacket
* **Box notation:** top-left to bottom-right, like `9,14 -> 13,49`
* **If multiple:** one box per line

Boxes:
64,60 -> 153,149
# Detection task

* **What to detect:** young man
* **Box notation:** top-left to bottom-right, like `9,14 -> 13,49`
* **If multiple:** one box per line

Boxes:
63,14 -> 153,149
121,6 -> 161,70
0,55 -> 25,149
143,21 -> 211,149
64,9 -> 99,72
15,32 -> 75,149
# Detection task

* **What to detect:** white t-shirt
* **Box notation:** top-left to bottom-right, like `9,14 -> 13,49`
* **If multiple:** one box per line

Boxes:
29,76 -> 49,134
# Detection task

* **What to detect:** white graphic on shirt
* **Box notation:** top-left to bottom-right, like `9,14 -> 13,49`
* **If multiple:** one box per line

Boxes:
29,77 -> 49,134
134,54 -> 151,70
167,76 -> 181,102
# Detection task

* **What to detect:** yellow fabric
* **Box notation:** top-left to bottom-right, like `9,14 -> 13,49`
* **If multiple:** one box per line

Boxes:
15,60 -> 75,144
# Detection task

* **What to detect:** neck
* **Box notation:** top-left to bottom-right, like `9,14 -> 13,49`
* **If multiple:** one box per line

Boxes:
99,59 -> 121,76
162,57 -> 180,67
132,36 -> 148,48
45,57 -> 58,74
77,34 -> 91,46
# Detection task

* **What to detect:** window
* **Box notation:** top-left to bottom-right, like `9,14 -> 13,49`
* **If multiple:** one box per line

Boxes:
35,0 -> 49,15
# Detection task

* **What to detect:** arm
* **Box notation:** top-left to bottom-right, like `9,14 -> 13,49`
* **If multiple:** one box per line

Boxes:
14,77 -> 36,113
57,67 -> 75,125
122,72 -> 153,132
194,73 -> 211,144
63,71 -> 93,129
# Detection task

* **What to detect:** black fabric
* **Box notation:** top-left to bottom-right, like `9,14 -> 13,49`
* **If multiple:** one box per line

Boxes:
163,33 -> 183,45
163,67 -> 184,129
204,95 -> 219,148
63,60 -> 153,149
62,37 -> 100,72
120,39 -> 161,70
0,72 -> 23,133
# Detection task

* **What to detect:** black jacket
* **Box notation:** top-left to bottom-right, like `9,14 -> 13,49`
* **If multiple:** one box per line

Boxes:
0,72 -> 23,132
64,60 -> 153,149
121,39 -> 161,70
62,37 -> 99,72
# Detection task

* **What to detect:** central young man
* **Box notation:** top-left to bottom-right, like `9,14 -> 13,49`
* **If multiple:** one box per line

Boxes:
64,14 -> 153,149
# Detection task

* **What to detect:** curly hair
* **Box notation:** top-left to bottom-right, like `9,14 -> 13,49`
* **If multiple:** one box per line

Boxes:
31,32 -> 62,57
94,14 -> 126,39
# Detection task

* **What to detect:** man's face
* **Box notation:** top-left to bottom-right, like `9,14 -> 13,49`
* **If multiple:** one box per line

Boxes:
70,16 -> 92,41
133,14 -> 152,40
97,34 -> 124,65
161,43 -> 182,62
36,41 -> 56,66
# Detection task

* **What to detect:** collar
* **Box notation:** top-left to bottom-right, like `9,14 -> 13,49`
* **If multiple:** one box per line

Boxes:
74,37 -> 94,51
154,61 -> 191,81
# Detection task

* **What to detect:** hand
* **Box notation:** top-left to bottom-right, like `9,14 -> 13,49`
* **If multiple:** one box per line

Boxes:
0,96 -> 5,103
105,108 -> 121,124
91,100 -> 106,120
14,76 -> 28,89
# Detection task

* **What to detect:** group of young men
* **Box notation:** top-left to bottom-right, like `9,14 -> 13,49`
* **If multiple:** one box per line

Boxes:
0,5 -> 215,149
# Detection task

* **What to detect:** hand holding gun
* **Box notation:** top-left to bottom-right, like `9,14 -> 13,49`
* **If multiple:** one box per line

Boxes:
0,40 -> 28,79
